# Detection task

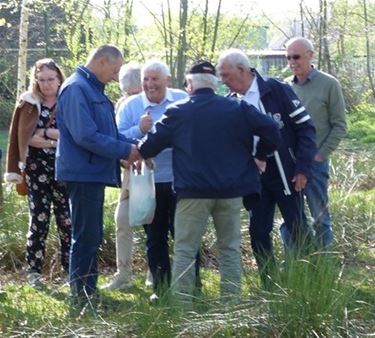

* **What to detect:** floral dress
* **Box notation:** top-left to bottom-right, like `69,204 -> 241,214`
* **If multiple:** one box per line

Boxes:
25,104 -> 71,274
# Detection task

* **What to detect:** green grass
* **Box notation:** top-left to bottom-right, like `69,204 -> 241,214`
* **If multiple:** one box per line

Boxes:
0,142 -> 374,336
0,129 -> 8,157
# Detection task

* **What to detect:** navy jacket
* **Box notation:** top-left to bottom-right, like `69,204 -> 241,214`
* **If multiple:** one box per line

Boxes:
252,71 -> 316,192
139,88 -> 281,200
56,66 -> 135,186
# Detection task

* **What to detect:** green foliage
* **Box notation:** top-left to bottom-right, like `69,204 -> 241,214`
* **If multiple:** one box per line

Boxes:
347,101 -> 375,143
0,129 -> 8,155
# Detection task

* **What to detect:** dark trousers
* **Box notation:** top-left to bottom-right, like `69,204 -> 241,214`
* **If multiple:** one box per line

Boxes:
249,159 -> 310,282
66,182 -> 105,297
143,182 -> 175,293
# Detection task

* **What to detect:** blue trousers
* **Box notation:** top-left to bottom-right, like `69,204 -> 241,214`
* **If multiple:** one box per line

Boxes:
280,160 -> 332,248
66,182 -> 105,296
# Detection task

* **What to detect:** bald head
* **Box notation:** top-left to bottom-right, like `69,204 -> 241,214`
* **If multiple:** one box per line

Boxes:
285,37 -> 314,82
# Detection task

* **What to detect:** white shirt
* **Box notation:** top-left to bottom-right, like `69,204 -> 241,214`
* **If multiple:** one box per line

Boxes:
239,77 -> 263,155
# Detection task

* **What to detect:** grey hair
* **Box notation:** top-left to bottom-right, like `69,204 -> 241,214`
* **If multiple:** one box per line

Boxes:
285,37 -> 314,52
141,59 -> 171,78
186,73 -> 218,91
217,48 -> 251,69
87,44 -> 123,63
119,62 -> 141,93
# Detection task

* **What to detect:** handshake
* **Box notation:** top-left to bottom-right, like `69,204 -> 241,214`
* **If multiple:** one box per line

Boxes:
120,144 -> 153,170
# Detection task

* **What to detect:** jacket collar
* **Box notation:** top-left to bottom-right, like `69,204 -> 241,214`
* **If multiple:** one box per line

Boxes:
19,91 -> 42,115
192,88 -> 215,95
228,69 -> 271,99
251,69 -> 272,98
77,66 -> 105,92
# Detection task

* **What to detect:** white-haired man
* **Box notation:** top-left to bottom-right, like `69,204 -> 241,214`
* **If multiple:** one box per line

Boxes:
117,60 -> 188,302
102,61 -> 143,291
217,49 -> 316,286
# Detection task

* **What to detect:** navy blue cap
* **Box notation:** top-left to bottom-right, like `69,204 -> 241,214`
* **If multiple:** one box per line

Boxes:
187,60 -> 216,76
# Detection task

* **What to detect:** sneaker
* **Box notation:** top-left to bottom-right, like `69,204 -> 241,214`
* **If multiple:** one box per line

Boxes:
26,271 -> 43,289
101,273 -> 133,291
149,293 -> 159,305
145,269 -> 153,288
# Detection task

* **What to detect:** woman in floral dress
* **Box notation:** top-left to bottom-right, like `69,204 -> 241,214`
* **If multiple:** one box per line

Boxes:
5,59 -> 71,287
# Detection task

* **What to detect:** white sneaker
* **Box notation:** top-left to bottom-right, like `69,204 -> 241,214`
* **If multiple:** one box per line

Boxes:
27,271 -> 43,289
101,273 -> 133,291
145,269 -> 153,288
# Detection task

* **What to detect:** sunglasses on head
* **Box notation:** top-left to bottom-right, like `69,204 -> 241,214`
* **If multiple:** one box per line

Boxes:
286,54 -> 301,61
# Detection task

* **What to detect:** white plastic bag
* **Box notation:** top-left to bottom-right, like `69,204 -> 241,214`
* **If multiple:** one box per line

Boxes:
128,162 -> 156,227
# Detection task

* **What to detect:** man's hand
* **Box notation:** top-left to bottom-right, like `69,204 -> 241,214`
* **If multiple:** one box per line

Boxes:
292,173 -> 307,192
126,144 -> 142,164
139,111 -> 153,134
255,158 -> 267,174
144,158 -> 154,170
120,160 -> 131,169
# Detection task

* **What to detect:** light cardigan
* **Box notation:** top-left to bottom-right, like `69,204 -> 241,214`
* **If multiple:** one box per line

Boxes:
4,92 -> 41,184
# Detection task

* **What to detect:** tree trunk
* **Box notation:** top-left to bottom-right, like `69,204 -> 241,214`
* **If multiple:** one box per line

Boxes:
317,0 -> 323,69
17,0 -> 31,100
362,0 -> 375,99
299,0 -> 304,36
176,0 -> 188,88
322,0 -> 332,73
201,0 -> 209,57
210,0 -> 222,58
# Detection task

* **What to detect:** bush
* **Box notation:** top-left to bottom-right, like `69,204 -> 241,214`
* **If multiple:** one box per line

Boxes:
347,102 -> 375,143
0,96 -> 14,129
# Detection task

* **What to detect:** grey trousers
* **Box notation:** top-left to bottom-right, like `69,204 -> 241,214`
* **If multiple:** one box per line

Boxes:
172,197 -> 242,305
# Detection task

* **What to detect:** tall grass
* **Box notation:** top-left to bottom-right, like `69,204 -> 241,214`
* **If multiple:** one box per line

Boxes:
0,142 -> 374,337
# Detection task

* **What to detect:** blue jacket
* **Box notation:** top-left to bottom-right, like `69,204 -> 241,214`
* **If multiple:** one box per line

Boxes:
56,66 -> 135,186
254,71 -> 316,192
139,88 -> 281,199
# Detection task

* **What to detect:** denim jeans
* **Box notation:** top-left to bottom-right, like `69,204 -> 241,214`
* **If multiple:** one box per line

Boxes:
172,197 -> 242,306
280,160 -> 332,249
66,182 -> 105,297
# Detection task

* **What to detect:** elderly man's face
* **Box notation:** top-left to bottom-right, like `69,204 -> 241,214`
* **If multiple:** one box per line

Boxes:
99,57 -> 123,84
286,41 -> 313,79
143,69 -> 169,104
217,60 -> 248,95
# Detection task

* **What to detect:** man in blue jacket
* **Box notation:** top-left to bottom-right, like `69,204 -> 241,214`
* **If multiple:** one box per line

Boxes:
56,44 -> 140,314
139,61 -> 280,308
217,49 -> 316,286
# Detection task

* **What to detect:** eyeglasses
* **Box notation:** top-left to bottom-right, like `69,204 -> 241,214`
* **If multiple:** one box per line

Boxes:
286,54 -> 301,61
36,77 -> 57,84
